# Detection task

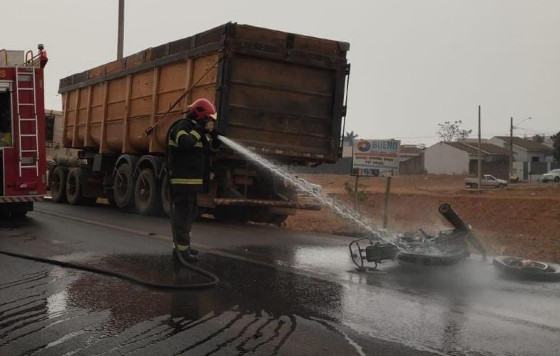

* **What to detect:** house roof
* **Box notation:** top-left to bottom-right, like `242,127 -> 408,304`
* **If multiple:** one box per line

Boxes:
400,145 -> 424,156
443,141 -> 510,156
493,136 -> 553,153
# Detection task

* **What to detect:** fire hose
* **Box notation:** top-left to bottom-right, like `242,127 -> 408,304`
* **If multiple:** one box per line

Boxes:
0,127 -> 220,291
0,247 -> 218,290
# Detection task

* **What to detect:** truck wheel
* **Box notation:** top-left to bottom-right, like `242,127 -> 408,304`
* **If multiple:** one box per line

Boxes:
134,168 -> 162,216
497,183 -> 504,189
11,211 -> 27,218
161,175 -> 171,217
66,168 -> 91,205
555,177 -> 559,183
113,163 -> 135,210
50,166 -> 68,203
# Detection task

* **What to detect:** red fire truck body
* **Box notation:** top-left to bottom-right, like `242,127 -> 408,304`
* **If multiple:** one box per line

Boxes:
0,47 -> 48,216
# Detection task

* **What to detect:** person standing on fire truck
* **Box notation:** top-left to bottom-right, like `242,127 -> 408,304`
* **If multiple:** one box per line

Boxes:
166,98 -> 220,262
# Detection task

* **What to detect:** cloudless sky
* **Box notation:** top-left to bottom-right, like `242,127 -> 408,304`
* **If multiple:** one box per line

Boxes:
3,0 -> 559,145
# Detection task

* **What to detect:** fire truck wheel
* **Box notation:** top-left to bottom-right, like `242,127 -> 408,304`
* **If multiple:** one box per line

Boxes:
66,168 -> 87,205
135,168 -> 162,216
11,211 -> 27,218
161,175 -> 171,217
113,163 -> 135,210
51,166 -> 68,203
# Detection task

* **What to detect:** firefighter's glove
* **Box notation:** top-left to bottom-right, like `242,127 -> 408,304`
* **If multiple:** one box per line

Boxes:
210,129 -> 221,140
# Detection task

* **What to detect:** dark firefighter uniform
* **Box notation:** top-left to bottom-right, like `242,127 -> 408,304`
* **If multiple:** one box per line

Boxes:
167,117 -> 220,260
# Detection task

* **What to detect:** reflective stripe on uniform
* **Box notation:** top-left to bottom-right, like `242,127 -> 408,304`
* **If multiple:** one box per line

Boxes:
175,243 -> 189,251
170,178 -> 203,185
189,130 -> 201,140
168,139 -> 178,147
176,130 -> 188,142
194,142 -> 203,148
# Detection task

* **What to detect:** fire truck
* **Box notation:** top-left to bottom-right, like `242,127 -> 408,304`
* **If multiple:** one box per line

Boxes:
0,45 -> 48,217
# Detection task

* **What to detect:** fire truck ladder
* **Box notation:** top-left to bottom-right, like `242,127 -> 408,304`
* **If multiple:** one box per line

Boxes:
15,67 -> 40,177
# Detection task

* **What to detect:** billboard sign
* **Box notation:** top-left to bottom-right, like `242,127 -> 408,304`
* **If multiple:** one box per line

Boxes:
352,139 -> 401,176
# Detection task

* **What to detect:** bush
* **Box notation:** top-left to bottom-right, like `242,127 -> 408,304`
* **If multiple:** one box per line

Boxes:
344,181 -> 368,203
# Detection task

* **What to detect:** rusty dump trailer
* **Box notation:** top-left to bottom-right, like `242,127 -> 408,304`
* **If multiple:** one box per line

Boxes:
54,23 -> 350,222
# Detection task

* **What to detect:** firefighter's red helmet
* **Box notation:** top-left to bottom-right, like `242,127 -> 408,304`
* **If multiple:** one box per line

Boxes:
188,98 -> 216,120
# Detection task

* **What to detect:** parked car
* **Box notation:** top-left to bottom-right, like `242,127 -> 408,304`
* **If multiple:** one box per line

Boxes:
540,169 -> 560,183
465,175 -> 508,189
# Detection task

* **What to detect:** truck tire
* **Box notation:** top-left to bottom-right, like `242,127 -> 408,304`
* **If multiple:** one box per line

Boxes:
497,183 -> 504,188
11,211 -> 28,218
555,176 -> 559,183
66,168 -> 96,205
50,166 -> 68,203
113,163 -> 135,210
161,175 -> 171,217
134,168 -> 162,216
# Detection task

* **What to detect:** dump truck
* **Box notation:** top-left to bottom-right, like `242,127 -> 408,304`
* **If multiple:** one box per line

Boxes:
53,23 -> 350,223
0,46 -> 48,217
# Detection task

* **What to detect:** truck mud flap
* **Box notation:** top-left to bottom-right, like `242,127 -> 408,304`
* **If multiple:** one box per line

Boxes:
493,256 -> 560,282
214,198 -> 320,211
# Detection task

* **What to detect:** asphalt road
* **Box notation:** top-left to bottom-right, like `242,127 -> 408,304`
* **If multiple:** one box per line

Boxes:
1,201 -> 559,356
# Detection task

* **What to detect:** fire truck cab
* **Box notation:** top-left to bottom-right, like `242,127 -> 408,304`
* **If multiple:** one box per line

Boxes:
0,46 -> 48,217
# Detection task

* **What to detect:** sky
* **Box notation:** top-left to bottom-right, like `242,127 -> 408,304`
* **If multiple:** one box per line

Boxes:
2,0 -> 559,146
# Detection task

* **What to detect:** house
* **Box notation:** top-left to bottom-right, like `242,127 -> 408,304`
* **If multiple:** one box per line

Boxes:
296,142 -> 426,176
399,144 -> 425,174
424,141 -> 511,179
490,136 -> 556,180
490,136 -> 553,163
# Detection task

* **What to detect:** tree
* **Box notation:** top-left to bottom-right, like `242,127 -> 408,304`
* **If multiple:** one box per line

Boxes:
552,131 -> 560,162
436,120 -> 472,142
532,134 -> 545,143
344,131 -> 358,143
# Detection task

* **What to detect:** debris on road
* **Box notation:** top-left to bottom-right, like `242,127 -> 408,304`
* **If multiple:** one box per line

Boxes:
493,256 -> 560,282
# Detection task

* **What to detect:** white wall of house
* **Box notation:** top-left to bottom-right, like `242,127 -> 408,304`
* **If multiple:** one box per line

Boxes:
424,143 -> 469,175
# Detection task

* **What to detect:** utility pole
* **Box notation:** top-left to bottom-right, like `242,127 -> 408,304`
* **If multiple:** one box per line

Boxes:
509,117 -> 514,177
478,105 -> 482,189
117,0 -> 125,60
382,176 -> 392,228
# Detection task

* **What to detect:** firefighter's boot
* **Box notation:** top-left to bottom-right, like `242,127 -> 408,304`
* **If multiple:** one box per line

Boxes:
173,244 -> 199,263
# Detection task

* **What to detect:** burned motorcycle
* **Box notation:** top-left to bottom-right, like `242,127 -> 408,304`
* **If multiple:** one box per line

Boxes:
349,203 -> 487,271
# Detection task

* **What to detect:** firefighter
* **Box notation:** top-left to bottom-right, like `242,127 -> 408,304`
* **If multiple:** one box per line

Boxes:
166,98 -> 221,262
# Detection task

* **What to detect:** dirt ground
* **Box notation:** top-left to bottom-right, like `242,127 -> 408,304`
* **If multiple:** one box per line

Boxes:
284,174 -> 560,263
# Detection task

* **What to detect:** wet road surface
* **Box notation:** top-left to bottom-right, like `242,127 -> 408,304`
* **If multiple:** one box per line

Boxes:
1,201 -> 559,355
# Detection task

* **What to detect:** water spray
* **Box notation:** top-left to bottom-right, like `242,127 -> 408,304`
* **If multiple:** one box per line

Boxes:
218,136 -> 493,270
217,135 -> 405,249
